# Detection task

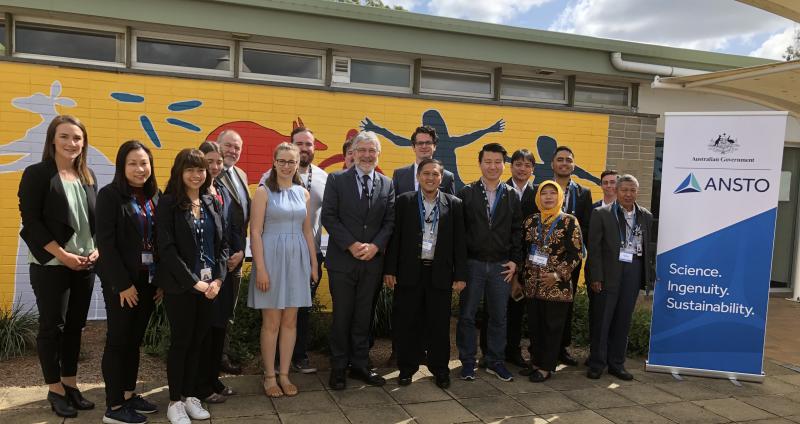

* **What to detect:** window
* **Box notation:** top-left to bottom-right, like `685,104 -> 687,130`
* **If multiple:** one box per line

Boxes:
132,32 -> 233,75
350,59 -> 410,88
575,83 -> 629,107
241,46 -> 323,83
14,22 -> 123,64
501,77 -> 566,102
421,68 -> 492,97
0,22 -> 5,54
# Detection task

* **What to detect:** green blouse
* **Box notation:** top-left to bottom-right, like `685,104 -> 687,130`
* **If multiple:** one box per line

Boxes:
28,178 -> 95,266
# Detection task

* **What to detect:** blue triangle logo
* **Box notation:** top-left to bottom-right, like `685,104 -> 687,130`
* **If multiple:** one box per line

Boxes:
674,173 -> 702,193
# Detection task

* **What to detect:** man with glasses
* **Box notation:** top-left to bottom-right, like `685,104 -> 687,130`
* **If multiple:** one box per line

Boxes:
322,131 -> 395,390
392,126 -> 455,195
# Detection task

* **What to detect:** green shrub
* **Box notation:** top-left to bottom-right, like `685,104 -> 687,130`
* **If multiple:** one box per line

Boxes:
371,286 -> 393,337
227,271 -> 261,364
142,301 -> 170,357
0,302 -> 38,361
569,287 -> 652,357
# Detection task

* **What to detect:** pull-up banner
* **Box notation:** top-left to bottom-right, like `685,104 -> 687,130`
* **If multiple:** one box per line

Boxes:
647,111 -> 788,382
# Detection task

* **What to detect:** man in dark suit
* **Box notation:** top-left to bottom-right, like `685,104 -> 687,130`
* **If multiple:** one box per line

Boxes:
552,145 -> 592,366
384,159 -> 467,390
215,129 -> 250,376
586,174 -> 654,380
322,131 -> 395,390
392,126 -> 456,196
592,170 -> 618,210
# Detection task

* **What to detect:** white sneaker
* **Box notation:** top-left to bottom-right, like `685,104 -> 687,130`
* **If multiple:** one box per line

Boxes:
183,397 -> 210,420
166,402 -> 191,424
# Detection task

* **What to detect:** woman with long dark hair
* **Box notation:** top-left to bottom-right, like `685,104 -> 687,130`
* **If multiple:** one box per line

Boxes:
154,148 -> 228,424
18,115 -> 98,418
96,140 -> 161,424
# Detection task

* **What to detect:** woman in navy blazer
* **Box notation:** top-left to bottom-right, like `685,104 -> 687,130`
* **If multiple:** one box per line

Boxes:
154,148 -> 228,424
17,115 -> 98,418
95,140 -> 162,424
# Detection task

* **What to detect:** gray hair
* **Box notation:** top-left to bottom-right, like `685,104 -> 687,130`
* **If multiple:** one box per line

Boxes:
617,174 -> 639,188
217,129 -> 242,144
352,131 -> 381,152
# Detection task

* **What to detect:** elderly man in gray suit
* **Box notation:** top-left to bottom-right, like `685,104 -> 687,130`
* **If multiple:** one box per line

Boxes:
586,174 -> 655,381
322,131 -> 395,390
392,125 -> 456,196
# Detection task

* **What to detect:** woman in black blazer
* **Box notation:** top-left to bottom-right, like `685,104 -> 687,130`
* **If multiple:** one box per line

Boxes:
154,148 -> 228,424
96,140 -> 161,424
17,115 -> 98,418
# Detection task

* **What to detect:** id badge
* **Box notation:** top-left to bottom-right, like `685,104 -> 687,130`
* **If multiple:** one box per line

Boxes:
200,267 -> 212,282
619,249 -> 634,263
421,237 -> 434,256
529,249 -> 548,266
141,251 -> 154,265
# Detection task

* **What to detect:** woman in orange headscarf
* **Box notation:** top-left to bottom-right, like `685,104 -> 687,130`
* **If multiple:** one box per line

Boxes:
513,180 -> 583,382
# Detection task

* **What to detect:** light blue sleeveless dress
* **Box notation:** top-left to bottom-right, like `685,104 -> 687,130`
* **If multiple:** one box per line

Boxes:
248,184 -> 312,309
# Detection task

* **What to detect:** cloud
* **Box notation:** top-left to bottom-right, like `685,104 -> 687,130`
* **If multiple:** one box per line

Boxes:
550,0 -> 792,53
427,0 -> 553,24
381,0 -> 421,9
750,25 -> 799,60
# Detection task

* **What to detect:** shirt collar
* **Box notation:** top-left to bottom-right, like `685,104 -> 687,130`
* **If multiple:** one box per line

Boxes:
355,167 -> 375,181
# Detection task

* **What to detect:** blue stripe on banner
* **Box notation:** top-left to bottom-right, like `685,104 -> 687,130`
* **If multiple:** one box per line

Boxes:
649,208 -> 777,376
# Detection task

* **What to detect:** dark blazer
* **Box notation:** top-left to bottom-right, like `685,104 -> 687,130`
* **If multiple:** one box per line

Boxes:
218,166 -> 250,250
214,180 -> 243,254
506,177 -> 539,220
18,160 -> 98,264
321,167 -> 395,273
153,193 -> 229,294
95,183 -> 161,294
563,181 -> 593,245
591,199 -> 603,210
586,203 -> 655,291
384,191 -> 467,289
392,163 -> 456,196
458,181 -> 525,265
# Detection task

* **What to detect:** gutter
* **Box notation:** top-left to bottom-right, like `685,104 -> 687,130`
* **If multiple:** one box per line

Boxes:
610,52 -> 708,77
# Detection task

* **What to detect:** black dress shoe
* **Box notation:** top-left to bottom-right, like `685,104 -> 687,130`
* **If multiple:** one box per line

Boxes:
559,351 -> 578,366
398,374 -> 412,386
609,368 -> 634,381
350,367 -> 386,386
586,368 -> 603,379
435,373 -> 451,389
506,351 -> 528,368
47,391 -> 77,418
329,368 -> 347,390
528,370 -> 551,383
220,357 -> 243,375
63,384 -> 94,410
518,366 -> 534,377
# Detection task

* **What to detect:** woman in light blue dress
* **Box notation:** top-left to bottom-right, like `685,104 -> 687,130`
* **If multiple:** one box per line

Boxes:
248,142 -> 317,399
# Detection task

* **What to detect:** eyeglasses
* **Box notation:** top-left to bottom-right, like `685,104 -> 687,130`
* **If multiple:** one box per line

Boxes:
355,148 -> 378,155
413,141 -> 435,147
275,159 -> 298,167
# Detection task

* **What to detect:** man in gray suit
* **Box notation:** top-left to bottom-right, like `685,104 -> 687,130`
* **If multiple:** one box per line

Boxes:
322,131 -> 395,390
586,174 -> 655,381
392,126 -> 456,196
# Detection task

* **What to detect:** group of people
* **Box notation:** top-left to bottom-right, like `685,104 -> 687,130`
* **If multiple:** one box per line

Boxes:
17,114 -> 654,424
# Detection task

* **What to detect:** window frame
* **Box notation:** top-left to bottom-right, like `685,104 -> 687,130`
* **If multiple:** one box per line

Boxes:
499,75 -> 568,104
332,54 -> 413,94
420,67 -> 494,99
12,16 -> 126,67
239,42 -> 325,86
573,81 -> 631,109
132,30 -> 234,77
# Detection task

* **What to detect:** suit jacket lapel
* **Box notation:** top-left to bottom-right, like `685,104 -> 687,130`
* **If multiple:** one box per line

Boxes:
122,200 -> 144,238
49,171 -> 71,226
219,171 -> 240,206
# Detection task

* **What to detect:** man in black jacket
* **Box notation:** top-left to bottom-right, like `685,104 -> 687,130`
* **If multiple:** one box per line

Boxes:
552,145 -> 592,366
391,126 -> 456,196
456,143 -> 524,383
384,159 -> 467,389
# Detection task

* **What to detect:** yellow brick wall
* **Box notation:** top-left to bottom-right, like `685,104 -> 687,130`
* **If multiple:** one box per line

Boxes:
0,61 -> 609,316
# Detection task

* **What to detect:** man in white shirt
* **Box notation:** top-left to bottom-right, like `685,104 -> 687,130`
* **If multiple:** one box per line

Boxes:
391,126 -> 455,196
592,170 -> 618,209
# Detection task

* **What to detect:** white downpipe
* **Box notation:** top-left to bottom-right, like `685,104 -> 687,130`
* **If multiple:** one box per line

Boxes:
792,189 -> 800,302
610,52 -> 707,77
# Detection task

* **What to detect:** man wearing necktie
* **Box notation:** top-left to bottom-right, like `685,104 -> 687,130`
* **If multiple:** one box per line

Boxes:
321,131 -> 395,390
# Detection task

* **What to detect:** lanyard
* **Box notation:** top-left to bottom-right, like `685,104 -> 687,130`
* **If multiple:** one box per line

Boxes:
561,181 -> 578,214
301,166 -> 313,195
417,191 -> 440,235
130,196 -> 154,249
193,204 -> 209,268
479,180 -> 504,226
531,214 -> 562,253
613,202 -> 638,248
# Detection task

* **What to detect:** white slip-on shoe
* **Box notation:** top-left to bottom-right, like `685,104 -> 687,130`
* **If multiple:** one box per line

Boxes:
166,402 -> 190,424
183,397 -> 210,420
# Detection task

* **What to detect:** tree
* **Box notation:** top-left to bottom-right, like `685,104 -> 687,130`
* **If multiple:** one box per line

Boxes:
333,0 -> 405,11
783,27 -> 800,61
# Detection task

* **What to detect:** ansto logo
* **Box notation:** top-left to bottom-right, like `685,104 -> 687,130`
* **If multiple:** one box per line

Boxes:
675,173 -> 770,194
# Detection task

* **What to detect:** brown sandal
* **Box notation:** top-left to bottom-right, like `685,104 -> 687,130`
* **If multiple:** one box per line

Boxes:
278,373 -> 298,397
263,375 -> 283,398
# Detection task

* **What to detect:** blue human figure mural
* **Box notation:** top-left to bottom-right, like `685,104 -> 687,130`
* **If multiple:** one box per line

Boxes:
361,109 -> 505,189
532,135 -> 601,186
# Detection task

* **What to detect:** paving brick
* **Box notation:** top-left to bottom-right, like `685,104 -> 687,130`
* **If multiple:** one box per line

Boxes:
648,401 -> 729,424
460,395 -> 533,421
738,395 -> 800,417
654,381 -> 727,401
694,397 -> 777,421
342,404 -> 412,424
538,409 -> 614,423
613,384 -> 682,405
595,405 -> 674,424
403,399 -> 478,424
515,391 -> 584,415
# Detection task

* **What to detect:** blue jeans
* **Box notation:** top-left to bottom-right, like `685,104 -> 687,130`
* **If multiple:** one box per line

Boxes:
456,259 -> 511,365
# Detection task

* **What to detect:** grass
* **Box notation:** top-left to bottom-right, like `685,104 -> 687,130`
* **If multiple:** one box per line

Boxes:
0,302 -> 38,361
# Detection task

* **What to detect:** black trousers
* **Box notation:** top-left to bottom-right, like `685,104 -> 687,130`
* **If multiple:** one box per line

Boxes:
560,262 -> 583,350
588,257 -> 642,372
392,265 -> 452,376
528,298 -> 570,372
506,296 -> 530,358
29,264 -> 94,384
293,252 -> 324,362
328,264 -> 382,370
195,326 -> 226,399
164,290 -> 213,401
101,270 -> 156,407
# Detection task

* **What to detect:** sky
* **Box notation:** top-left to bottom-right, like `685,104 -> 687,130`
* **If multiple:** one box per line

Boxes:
378,0 -> 798,60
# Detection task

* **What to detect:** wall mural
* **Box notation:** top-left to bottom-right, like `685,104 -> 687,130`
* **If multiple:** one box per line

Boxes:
0,62 -> 609,314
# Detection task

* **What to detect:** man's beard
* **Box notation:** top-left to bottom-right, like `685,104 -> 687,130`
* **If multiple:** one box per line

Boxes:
300,152 -> 314,167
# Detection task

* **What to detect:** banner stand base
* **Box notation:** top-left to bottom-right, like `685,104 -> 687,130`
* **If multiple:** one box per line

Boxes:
646,361 -> 765,383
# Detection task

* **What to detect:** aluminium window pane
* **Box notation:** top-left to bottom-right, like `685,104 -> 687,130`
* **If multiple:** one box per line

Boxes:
575,83 -> 628,106
242,49 -> 321,79
350,59 -> 410,87
15,24 -> 121,62
0,23 -> 5,54
137,37 -> 229,70
501,77 -> 565,101
421,68 -> 491,95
